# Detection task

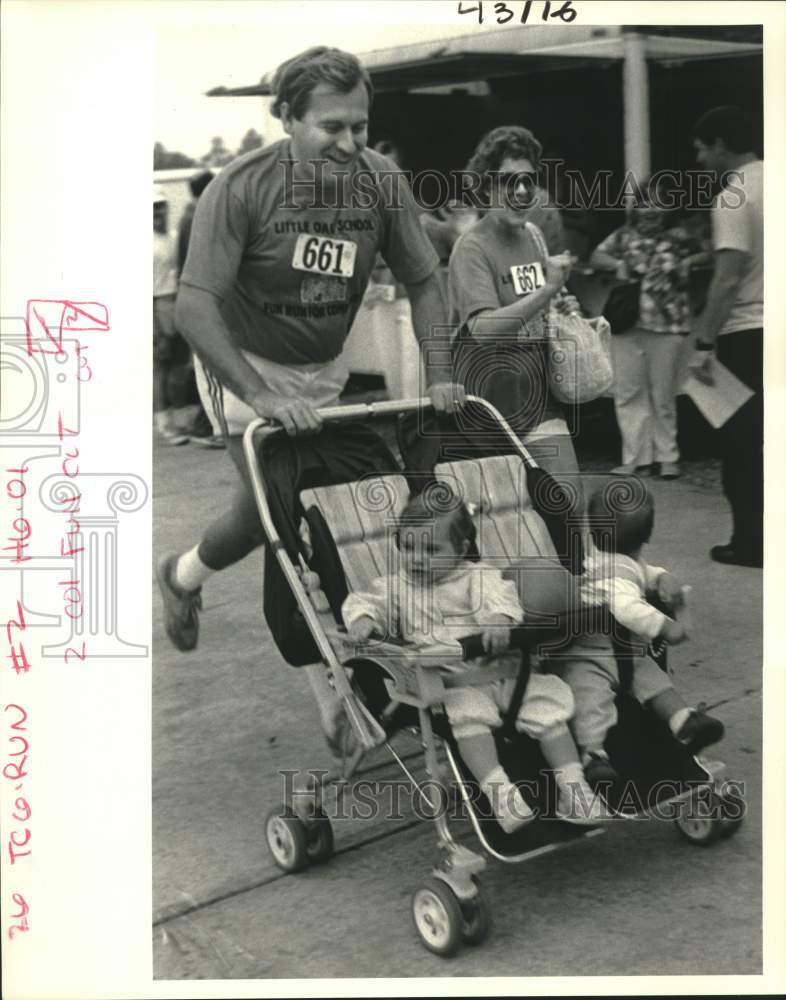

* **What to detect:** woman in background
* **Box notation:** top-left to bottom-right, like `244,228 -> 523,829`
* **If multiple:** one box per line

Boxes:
590,178 -> 710,479
448,125 -> 580,482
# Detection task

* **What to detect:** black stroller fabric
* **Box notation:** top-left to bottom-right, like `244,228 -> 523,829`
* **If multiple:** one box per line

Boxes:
259,422 -> 400,667
397,402 -> 584,575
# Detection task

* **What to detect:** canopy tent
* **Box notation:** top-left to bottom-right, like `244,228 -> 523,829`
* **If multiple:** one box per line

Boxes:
207,25 -> 761,179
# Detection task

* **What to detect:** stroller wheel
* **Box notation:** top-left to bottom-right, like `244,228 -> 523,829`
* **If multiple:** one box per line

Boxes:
305,811 -> 335,864
265,806 -> 310,873
460,885 -> 491,946
412,877 -> 464,957
673,788 -> 724,847
718,787 -> 746,840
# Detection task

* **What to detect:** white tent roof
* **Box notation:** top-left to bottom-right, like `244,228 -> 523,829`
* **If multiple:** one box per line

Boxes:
207,25 -> 761,97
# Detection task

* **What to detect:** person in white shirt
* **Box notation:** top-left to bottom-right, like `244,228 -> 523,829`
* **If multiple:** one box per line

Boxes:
557,482 -> 724,787
689,106 -> 763,567
342,485 -> 606,829
153,189 -> 189,445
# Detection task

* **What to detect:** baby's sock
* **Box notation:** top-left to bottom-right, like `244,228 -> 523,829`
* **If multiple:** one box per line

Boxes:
480,765 -> 533,832
553,761 -> 607,825
553,760 -> 585,788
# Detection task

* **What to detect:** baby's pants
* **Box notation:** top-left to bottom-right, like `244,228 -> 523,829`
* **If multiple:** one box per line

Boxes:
442,672 -> 574,742
554,635 -> 673,751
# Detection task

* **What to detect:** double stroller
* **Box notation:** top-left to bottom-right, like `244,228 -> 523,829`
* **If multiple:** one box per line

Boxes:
245,396 -> 744,957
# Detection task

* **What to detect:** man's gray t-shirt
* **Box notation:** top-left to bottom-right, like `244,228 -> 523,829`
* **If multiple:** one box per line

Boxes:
181,141 -> 439,365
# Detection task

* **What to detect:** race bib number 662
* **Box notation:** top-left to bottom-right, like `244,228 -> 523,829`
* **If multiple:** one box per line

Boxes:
292,234 -> 357,278
510,261 -> 544,296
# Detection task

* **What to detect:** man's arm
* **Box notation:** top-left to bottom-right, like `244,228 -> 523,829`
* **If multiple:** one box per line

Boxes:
175,285 -> 322,435
688,249 -> 749,385
692,249 -> 748,346
404,270 -> 466,410
177,212 -> 193,276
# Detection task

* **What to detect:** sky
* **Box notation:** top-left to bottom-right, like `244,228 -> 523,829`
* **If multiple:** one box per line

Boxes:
154,1 -> 474,159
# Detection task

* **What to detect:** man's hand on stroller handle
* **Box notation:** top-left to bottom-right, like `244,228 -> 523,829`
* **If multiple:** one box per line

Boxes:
249,390 -> 323,436
427,381 -> 467,414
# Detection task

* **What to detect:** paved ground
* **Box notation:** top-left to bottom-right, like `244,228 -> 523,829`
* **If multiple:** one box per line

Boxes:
152,406 -> 762,983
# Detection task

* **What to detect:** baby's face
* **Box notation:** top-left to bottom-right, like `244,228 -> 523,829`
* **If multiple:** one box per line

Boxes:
398,516 -> 466,584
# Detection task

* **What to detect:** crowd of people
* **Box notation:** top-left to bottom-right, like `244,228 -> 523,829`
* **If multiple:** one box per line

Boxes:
155,46 -> 763,775
153,173 -> 226,449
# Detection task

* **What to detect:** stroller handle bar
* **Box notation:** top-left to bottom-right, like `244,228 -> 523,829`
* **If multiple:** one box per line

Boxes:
243,394 -> 536,466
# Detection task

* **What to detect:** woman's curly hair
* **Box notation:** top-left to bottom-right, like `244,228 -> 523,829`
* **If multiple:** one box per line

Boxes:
465,126 -> 543,183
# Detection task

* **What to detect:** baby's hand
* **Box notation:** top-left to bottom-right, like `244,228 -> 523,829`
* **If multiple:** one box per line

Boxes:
656,572 -> 685,611
481,614 -> 513,657
346,616 -> 377,644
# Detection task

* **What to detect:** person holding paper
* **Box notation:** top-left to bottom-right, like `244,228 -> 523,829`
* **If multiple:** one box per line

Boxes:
156,46 -> 464,747
689,107 -> 763,568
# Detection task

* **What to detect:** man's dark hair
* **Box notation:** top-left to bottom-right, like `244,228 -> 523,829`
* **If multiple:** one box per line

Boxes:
189,170 -> 214,199
587,482 -> 655,557
271,46 -> 373,121
692,106 -> 757,154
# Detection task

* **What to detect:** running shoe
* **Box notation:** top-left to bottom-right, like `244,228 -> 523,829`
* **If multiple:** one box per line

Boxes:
156,553 -> 202,651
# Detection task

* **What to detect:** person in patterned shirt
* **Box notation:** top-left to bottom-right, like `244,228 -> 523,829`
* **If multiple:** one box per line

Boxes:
590,178 -> 710,479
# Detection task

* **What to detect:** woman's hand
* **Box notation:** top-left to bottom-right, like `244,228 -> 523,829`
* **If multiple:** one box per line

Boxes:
553,293 -> 581,316
544,253 -> 574,292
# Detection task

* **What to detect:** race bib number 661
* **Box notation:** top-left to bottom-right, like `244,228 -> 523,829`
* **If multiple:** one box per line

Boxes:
292,234 -> 357,278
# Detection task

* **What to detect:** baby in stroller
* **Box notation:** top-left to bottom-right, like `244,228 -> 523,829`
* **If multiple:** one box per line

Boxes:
559,482 -> 725,789
342,486 -> 607,832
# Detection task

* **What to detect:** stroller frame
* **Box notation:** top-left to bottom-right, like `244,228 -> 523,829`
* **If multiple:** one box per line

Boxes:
244,396 -> 742,956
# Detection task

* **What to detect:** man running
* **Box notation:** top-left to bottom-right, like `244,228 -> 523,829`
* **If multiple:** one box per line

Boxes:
157,46 -> 464,743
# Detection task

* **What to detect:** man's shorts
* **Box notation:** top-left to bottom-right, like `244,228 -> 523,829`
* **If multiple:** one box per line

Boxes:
194,351 -> 349,438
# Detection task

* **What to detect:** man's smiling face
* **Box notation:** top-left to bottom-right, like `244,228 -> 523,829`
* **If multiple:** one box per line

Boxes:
282,82 -> 369,185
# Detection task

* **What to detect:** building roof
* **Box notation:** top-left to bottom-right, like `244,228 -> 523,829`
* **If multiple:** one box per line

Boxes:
206,24 -> 762,98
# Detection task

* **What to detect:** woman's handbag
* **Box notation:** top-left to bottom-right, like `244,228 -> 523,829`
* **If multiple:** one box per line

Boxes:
544,309 -> 614,404
602,278 -> 641,334
526,222 -> 614,405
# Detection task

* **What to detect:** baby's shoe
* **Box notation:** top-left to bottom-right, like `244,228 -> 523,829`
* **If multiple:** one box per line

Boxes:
673,710 -> 725,754
481,767 -> 535,833
554,764 -> 610,826
582,749 -> 619,790
495,784 -> 535,834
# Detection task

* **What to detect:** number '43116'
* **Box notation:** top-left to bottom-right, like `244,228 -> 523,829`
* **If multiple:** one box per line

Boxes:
458,0 -> 578,24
